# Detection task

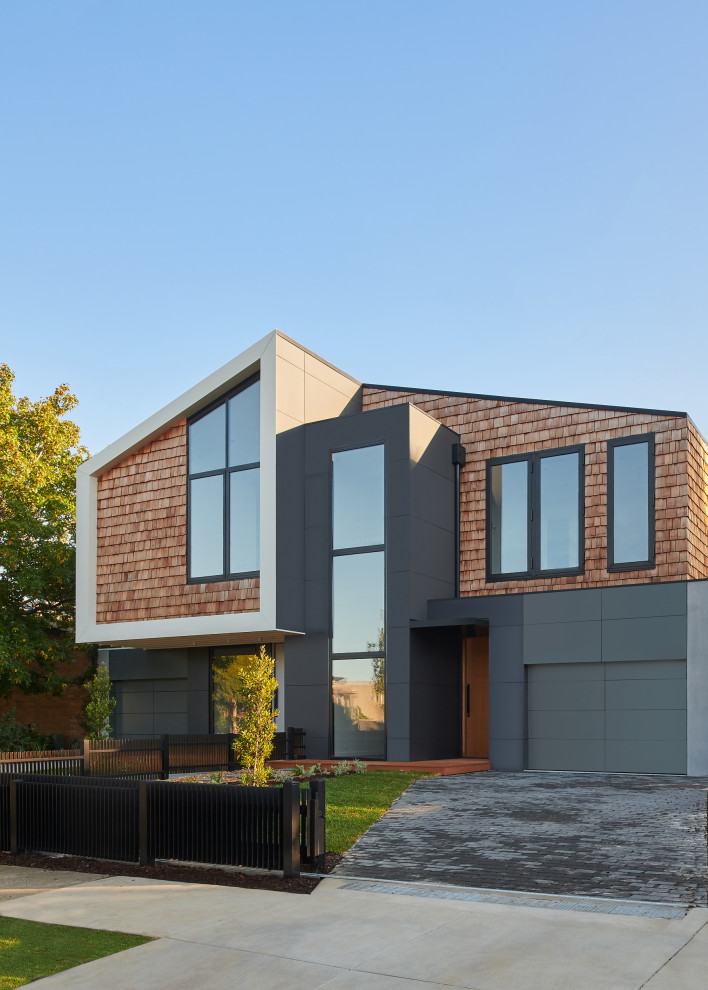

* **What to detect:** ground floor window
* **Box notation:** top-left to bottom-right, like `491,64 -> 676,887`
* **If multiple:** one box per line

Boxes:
332,656 -> 385,759
210,645 -> 274,734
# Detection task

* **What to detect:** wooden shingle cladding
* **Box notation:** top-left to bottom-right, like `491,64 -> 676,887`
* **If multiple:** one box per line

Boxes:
362,387 -> 704,594
95,419 -> 259,623
687,419 -> 708,580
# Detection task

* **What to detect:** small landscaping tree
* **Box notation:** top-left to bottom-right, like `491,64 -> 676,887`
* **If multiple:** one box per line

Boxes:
81,664 -> 116,740
232,645 -> 278,786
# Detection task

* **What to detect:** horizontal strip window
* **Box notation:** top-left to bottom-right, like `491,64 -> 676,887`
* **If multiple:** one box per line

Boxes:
487,445 -> 585,581
187,376 -> 260,583
607,433 -> 655,572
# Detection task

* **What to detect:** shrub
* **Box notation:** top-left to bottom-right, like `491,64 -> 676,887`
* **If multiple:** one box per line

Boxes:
80,663 -> 116,740
232,646 -> 279,786
0,708 -> 53,752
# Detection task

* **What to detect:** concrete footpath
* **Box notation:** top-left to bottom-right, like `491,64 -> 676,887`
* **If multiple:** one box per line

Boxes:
1,868 -> 707,989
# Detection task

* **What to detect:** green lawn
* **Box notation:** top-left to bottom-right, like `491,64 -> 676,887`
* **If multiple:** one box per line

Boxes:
323,769 -> 433,854
0,917 -> 150,988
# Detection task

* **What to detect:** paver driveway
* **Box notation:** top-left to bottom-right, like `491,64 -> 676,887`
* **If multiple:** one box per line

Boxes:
335,772 -> 708,905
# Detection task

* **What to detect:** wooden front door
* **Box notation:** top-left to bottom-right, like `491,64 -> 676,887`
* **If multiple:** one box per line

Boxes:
462,631 -> 489,759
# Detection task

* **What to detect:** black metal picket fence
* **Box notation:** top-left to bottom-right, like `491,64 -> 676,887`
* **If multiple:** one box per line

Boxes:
0,773 -> 325,878
0,729 -> 306,781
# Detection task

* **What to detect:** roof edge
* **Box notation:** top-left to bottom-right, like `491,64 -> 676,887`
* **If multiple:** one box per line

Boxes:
362,383 -> 687,420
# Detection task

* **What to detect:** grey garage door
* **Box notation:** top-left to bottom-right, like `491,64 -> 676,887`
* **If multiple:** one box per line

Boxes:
527,660 -> 687,773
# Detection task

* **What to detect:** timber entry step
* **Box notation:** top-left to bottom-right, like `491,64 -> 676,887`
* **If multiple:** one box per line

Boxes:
268,758 -> 490,776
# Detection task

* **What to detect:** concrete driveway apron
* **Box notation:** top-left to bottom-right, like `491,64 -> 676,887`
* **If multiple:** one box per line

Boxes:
334,772 -> 708,905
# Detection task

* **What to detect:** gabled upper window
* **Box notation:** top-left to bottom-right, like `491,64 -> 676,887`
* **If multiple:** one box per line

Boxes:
187,376 -> 260,582
487,445 -> 585,580
607,433 -> 655,571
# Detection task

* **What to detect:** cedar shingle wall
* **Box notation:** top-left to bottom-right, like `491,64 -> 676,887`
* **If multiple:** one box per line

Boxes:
363,388 -> 702,594
687,420 -> 708,580
96,420 -> 259,623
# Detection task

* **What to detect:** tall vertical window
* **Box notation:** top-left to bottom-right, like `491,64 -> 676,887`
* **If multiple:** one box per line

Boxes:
607,434 -> 655,571
331,444 -> 386,759
187,376 -> 260,581
487,445 -> 584,580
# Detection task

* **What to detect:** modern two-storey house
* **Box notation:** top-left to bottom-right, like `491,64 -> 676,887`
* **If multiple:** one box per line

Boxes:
76,331 -> 708,775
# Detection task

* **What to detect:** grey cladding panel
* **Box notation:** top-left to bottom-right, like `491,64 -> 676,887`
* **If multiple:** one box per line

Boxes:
604,660 -> 686,680
489,738 -> 525,771
120,692 -> 154,715
523,589 -> 601,625
108,649 -> 189,681
524,621 -> 601,664
602,616 -> 687,662
117,714 -> 154,737
154,691 -> 189,714
528,739 -> 605,772
154,713 -> 189,734
426,594 -> 523,627
410,464 -> 454,524
605,677 -> 686,711
605,740 -> 686,774
527,710 -> 604,741
527,678 -> 604,712
303,473 -> 329,529
605,709 -> 686,742
489,681 -> 525,743
409,519 -> 455,585
489,683 -> 525,736
528,662 -> 603,683
601,582 -> 686,620
488,625 -> 524,683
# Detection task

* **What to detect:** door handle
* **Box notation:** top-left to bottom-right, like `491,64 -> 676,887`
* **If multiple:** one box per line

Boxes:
466,684 -> 470,717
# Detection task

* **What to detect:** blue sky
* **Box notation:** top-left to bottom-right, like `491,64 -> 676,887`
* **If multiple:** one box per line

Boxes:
2,1 -> 707,453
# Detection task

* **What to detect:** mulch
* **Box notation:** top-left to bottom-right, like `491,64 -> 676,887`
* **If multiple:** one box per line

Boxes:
0,850 -> 344,896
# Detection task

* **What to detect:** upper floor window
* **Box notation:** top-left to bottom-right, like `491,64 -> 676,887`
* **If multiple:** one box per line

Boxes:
607,434 -> 655,571
487,445 -> 585,580
187,376 -> 260,582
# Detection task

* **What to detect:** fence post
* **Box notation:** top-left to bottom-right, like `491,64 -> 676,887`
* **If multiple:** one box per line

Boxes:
308,779 -> 326,872
228,734 -> 236,772
281,781 -> 300,878
138,781 -> 154,866
82,739 -> 91,776
285,726 -> 294,761
160,735 -> 170,780
9,779 -> 18,855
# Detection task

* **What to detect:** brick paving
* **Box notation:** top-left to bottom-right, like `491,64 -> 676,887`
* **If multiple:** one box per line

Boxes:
335,772 -> 708,905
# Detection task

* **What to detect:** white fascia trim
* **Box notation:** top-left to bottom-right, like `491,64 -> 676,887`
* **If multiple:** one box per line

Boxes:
79,612 -> 303,646
78,332 -> 274,479
76,331 -> 277,644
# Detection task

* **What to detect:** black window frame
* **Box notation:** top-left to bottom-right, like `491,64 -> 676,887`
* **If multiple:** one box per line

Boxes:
186,373 -> 260,584
328,440 -> 387,761
486,444 -> 586,582
607,432 -> 655,572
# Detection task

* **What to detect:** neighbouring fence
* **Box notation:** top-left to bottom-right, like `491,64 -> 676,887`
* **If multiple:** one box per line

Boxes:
0,728 -> 306,781
0,774 -> 325,878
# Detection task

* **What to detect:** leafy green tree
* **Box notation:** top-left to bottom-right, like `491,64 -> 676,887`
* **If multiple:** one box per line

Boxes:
80,664 -> 116,740
0,364 -> 88,697
232,646 -> 278,786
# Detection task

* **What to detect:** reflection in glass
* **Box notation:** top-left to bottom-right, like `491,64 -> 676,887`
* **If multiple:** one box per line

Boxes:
332,552 -> 385,654
211,650 -> 255,733
540,452 -> 579,570
229,381 -> 260,467
613,442 -> 649,563
229,468 -> 260,573
332,657 -> 385,758
490,461 -> 528,574
332,445 -> 385,550
189,405 -> 226,474
189,476 -> 224,578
